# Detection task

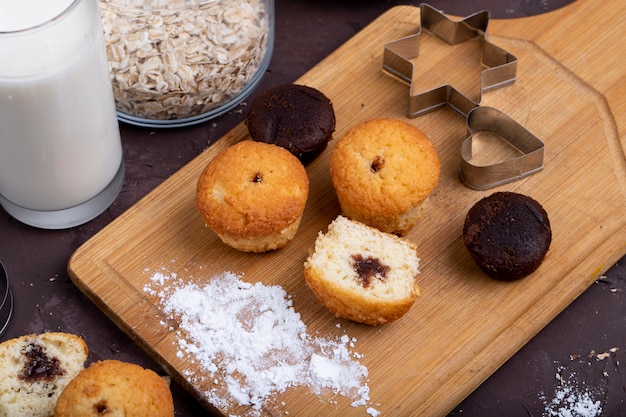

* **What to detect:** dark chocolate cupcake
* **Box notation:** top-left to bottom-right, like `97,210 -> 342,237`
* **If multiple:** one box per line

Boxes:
463,192 -> 551,281
245,84 -> 335,164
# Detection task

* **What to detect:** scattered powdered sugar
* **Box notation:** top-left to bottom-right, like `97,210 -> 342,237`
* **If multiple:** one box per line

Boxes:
541,366 -> 602,417
366,406 -> 382,417
145,270 -> 374,415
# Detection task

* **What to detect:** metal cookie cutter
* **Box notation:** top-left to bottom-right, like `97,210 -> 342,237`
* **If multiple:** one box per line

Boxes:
0,261 -> 13,337
383,3 -> 518,117
460,107 -> 544,190
383,4 -> 543,189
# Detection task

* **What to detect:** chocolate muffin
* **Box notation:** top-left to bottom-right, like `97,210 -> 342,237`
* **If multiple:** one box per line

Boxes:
463,192 -> 551,281
245,84 -> 335,164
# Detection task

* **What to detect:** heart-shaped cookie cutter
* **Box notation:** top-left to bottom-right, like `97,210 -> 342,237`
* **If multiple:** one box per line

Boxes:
382,4 -> 543,189
460,107 -> 544,190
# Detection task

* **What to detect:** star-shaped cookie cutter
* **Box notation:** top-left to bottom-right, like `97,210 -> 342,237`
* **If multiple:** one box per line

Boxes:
382,4 -> 544,189
383,3 -> 518,117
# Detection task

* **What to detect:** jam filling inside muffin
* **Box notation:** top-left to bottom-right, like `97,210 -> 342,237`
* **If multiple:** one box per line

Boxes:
351,254 -> 389,288
20,341 -> 65,382
370,156 -> 385,173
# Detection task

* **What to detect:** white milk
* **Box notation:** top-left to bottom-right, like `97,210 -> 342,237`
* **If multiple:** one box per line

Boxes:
0,0 -> 123,212
0,0 -> 76,32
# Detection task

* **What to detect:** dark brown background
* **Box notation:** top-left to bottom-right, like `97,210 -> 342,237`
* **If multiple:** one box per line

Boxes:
1,1 -> 624,416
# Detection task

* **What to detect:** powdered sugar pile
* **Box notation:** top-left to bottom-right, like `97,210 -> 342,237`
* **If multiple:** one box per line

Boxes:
541,366 -> 602,417
144,270 -> 373,415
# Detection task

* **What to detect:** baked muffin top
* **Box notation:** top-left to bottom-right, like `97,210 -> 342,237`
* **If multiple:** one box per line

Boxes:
54,360 -> 174,417
463,191 -> 552,281
245,84 -> 335,164
196,140 -> 309,239
330,118 -> 440,216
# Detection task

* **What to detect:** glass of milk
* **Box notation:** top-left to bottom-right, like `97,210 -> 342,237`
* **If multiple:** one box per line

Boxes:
0,0 -> 124,229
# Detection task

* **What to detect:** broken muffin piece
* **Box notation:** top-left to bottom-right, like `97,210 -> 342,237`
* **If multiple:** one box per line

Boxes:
304,215 -> 421,325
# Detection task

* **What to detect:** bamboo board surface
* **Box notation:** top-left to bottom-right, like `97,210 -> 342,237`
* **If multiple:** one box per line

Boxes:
69,1 -> 626,416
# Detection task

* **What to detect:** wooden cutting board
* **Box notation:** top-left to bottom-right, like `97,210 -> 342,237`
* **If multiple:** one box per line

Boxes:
69,1 -> 626,416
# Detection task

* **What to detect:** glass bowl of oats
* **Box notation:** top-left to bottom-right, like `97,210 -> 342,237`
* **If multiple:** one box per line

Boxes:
98,0 -> 274,128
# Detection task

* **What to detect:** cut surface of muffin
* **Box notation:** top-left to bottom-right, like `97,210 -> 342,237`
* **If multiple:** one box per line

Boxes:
0,332 -> 88,417
304,215 -> 421,325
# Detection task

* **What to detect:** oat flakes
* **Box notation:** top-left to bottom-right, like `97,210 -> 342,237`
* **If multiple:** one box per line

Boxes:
99,0 -> 270,121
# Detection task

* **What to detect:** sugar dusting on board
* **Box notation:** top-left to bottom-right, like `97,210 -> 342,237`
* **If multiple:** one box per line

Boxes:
144,270 -> 375,415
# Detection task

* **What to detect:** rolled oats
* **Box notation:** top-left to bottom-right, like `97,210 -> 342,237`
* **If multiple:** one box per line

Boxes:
99,0 -> 270,121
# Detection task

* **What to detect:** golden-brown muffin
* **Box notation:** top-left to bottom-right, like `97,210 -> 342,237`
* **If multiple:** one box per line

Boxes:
54,360 -> 174,417
330,118 -> 440,236
304,215 -> 421,325
0,332 -> 88,417
196,140 -> 309,252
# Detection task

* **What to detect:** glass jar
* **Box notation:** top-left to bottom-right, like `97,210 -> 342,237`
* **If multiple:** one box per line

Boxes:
0,0 -> 124,229
98,0 -> 274,128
